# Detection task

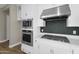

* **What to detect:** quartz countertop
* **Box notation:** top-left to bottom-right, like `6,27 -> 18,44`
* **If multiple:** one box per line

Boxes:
39,32 -> 79,48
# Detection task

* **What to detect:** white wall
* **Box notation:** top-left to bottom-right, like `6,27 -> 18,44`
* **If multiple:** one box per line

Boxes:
6,14 -> 10,40
0,9 -> 6,41
0,5 -> 21,46
9,5 -> 21,46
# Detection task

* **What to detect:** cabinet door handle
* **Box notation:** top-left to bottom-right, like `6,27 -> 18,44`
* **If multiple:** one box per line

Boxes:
72,50 -> 74,54
50,49 -> 54,54
38,46 -> 39,48
35,40 -> 37,42
25,13 -> 27,16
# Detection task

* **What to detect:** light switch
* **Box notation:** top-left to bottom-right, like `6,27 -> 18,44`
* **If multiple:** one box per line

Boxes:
73,30 -> 76,34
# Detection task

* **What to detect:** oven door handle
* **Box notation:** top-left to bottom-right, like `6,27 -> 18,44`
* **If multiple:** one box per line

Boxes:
22,33 -> 32,34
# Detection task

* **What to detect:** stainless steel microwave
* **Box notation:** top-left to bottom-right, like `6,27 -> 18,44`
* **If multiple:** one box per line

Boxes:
22,20 -> 32,28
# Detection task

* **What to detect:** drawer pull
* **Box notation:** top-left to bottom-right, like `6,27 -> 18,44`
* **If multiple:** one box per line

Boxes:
50,49 -> 54,54
72,50 -> 74,54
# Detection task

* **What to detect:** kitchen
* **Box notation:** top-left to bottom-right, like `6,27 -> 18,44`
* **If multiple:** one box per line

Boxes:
20,4 -> 79,54
0,4 -> 79,54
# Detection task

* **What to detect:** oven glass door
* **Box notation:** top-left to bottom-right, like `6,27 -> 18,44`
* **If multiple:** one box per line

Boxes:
22,33 -> 31,43
22,33 -> 33,46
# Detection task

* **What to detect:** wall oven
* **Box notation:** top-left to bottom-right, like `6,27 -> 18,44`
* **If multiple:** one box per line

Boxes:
22,30 -> 33,46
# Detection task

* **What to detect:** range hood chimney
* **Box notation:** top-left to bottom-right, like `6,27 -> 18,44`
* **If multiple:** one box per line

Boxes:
40,4 -> 71,20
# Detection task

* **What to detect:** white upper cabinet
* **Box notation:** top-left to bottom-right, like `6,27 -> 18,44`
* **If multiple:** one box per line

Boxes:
17,5 -> 21,20
21,4 -> 34,20
68,4 -> 79,27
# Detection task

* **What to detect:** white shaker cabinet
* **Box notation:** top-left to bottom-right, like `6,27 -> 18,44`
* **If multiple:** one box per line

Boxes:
17,5 -> 22,20
72,46 -> 79,54
21,4 -> 34,20
39,43 -> 50,54
39,39 -> 53,54
68,4 -> 79,27
39,41 -> 51,54
53,47 -> 72,54
39,39 -> 73,54
73,48 -> 79,54
33,39 -> 40,54
21,43 -> 33,54
49,43 -> 73,54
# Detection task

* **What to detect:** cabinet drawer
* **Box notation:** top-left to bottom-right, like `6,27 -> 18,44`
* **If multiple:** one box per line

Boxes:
21,44 -> 33,54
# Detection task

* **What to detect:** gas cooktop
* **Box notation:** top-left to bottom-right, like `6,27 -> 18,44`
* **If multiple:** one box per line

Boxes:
41,35 -> 70,43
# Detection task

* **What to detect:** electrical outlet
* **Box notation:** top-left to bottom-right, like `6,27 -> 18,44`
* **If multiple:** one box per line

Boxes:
73,30 -> 76,34
41,29 -> 44,32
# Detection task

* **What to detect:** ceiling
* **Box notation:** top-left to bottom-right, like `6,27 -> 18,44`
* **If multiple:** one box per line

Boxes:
0,4 -> 7,8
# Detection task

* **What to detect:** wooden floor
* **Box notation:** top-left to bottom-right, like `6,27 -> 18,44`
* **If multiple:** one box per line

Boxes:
0,40 -> 25,54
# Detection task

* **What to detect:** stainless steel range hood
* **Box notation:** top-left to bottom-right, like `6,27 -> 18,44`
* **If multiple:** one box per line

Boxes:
40,4 -> 71,19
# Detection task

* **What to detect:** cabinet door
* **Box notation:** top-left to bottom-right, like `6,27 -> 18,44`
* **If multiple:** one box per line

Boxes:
17,5 -> 21,20
68,5 -> 79,26
39,41 -> 50,54
21,5 -> 26,19
73,47 -> 79,54
21,44 -> 33,54
21,4 -> 35,20
33,39 -> 40,54
53,47 -> 72,54
50,48 -> 54,54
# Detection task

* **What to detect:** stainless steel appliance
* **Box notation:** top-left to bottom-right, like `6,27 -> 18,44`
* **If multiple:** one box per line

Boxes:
22,20 -> 32,28
22,30 -> 33,46
40,4 -> 71,19
41,35 -> 70,43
